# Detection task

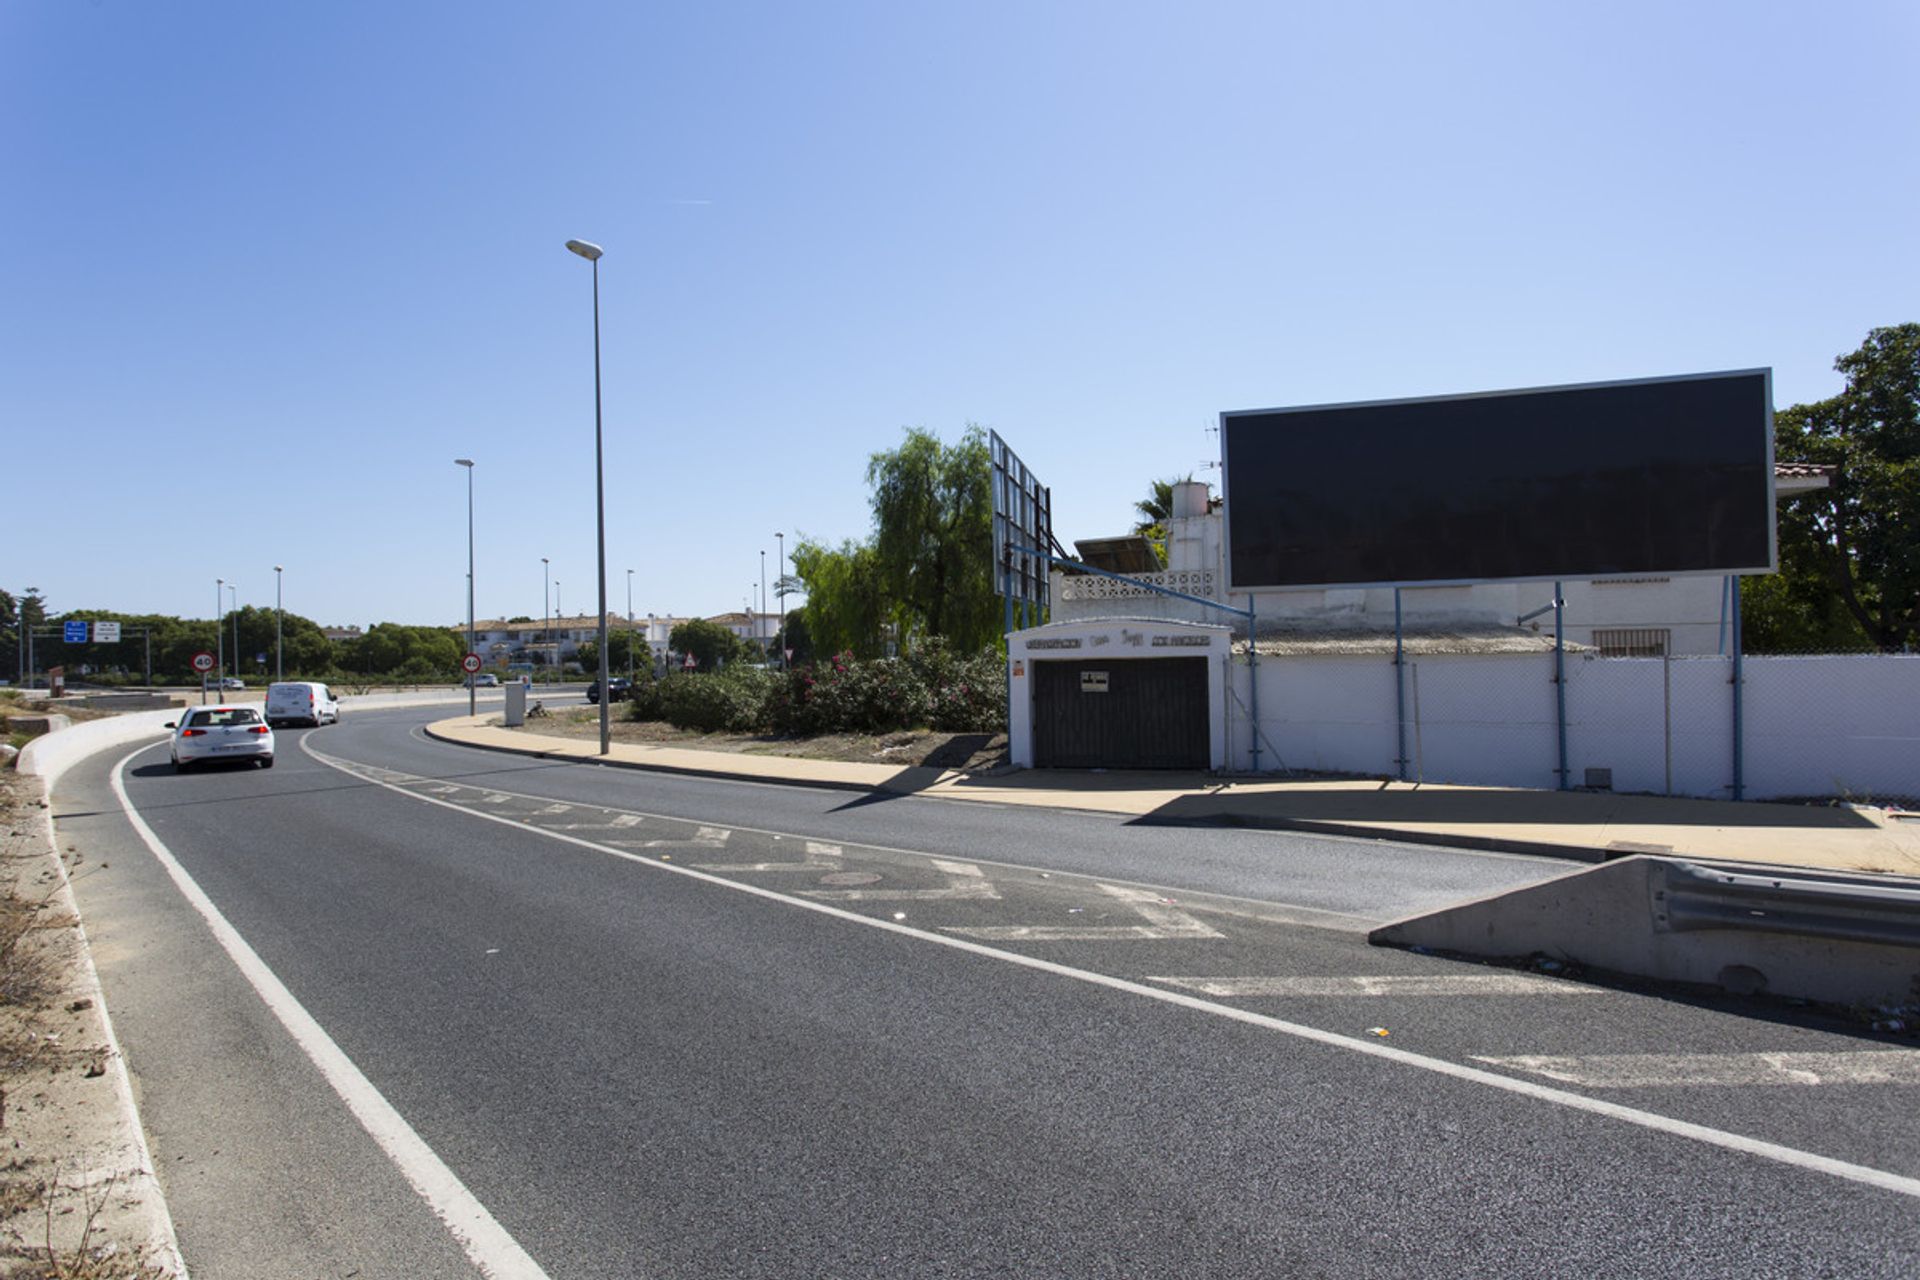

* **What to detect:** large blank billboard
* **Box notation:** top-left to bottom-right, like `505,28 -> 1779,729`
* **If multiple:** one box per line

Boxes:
1222,370 -> 1775,591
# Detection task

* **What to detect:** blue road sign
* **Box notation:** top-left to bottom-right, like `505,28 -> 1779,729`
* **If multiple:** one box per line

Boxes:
63,621 -> 89,644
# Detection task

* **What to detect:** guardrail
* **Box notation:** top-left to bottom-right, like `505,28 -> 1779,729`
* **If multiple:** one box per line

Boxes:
1653,861 -> 1920,948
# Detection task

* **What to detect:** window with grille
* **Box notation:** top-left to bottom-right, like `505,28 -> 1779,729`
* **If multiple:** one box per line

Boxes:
1592,628 -> 1671,657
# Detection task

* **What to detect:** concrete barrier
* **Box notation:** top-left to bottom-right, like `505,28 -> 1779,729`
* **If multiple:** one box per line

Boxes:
1370,855 -> 1920,1009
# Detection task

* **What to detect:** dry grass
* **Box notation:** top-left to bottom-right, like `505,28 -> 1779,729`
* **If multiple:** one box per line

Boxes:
522,708 -> 1012,773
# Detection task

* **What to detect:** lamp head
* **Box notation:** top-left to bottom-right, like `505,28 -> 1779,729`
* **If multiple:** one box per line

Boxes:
565,239 -> 604,262
456,458 -> 475,468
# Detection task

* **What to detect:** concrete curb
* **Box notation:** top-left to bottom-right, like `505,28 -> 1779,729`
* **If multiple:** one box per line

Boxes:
420,720 -> 890,795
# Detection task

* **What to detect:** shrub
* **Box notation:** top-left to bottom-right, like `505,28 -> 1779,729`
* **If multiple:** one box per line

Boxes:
768,643 -> 1006,736
648,667 -> 774,733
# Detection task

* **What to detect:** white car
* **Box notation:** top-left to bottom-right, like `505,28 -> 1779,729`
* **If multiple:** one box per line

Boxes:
467,673 -> 500,687
218,676 -> 246,690
168,706 -> 275,770
265,681 -> 340,728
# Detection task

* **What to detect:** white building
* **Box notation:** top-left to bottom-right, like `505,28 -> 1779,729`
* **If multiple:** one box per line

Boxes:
1051,468 -> 1832,657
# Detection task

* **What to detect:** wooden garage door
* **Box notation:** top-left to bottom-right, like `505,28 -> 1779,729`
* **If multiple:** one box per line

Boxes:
1032,657 -> 1209,770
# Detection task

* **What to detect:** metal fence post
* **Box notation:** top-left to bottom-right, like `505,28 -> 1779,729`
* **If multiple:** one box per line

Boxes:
1554,581 -> 1569,790
1394,588 -> 1408,782
1732,576 -> 1745,801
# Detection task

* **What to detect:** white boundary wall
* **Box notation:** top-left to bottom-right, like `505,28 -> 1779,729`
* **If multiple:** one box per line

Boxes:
1228,652 -> 1919,802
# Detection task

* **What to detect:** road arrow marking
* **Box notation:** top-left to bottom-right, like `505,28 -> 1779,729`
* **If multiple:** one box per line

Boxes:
803,859 -> 1000,902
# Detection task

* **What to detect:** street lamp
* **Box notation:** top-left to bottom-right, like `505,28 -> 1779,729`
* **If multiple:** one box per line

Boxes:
625,568 -> 635,684
760,549 -> 769,660
215,578 -> 225,689
542,557 -> 551,680
228,583 -> 239,684
274,565 -> 284,682
457,459 -> 476,716
564,236 -> 611,756
776,531 -> 786,669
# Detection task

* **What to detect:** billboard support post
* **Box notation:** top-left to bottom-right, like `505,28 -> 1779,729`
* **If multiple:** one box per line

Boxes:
1553,582 -> 1569,791
1246,594 -> 1260,774
1731,576 -> 1746,802
1393,589 -> 1408,782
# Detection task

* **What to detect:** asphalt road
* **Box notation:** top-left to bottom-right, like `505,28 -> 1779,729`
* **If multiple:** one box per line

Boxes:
51,703 -> 1920,1278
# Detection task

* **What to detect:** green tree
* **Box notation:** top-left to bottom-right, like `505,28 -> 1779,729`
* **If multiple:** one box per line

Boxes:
1131,475 -> 1191,568
867,426 -> 997,650
792,539 -> 889,659
668,617 -> 742,672
1748,323 -> 1920,652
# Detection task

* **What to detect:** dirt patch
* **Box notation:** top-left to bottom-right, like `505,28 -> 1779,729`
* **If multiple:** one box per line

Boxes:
511,711 -> 1011,775
0,771 -> 177,1277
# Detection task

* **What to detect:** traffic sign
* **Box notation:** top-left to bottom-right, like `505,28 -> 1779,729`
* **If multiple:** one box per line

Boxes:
64,621 -> 89,643
682,654 -> 696,670
191,651 -> 215,674
94,621 -> 122,643
461,653 -> 483,674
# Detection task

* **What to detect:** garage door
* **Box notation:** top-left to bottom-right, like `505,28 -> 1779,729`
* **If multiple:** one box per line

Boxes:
1032,657 -> 1209,770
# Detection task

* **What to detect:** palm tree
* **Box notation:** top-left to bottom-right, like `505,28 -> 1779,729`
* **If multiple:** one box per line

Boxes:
1132,475 -> 1192,567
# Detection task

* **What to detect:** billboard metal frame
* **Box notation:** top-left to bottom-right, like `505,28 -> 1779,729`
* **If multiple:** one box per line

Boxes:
989,430 -> 1060,623
1220,368 -> 1777,595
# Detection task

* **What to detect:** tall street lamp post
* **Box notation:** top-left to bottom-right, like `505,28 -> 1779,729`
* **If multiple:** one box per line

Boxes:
760,550 -> 769,660
775,531 -> 786,669
274,565 -> 284,682
457,458 -> 476,716
215,578 -> 224,690
228,583 -> 239,683
565,236 -> 612,756
542,557 -> 551,679
625,568 -> 635,684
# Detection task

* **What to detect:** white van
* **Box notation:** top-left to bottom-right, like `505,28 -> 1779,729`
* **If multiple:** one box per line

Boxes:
265,681 -> 340,728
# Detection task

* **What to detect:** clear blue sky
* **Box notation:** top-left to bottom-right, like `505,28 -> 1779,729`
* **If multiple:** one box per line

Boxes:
6,1 -> 1915,629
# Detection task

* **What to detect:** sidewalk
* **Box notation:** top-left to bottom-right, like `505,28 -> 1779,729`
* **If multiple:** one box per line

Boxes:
427,717 -> 1920,878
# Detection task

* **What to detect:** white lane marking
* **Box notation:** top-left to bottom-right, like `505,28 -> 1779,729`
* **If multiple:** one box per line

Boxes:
112,747 -> 552,1279
945,884 -> 1223,941
1477,1051 -> 1920,1088
535,803 -> 573,815
804,859 -> 1000,902
305,737 -> 1920,1202
1150,975 -> 1610,998
345,758 -> 1376,928
700,841 -> 845,873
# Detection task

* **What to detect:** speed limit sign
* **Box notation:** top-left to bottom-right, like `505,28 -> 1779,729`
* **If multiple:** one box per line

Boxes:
191,651 -> 215,674
461,653 -> 482,674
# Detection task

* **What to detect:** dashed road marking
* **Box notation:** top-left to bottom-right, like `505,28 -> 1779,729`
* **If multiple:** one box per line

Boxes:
1150,975 -> 1609,998
805,859 -> 1000,902
945,884 -> 1223,941
700,840 -> 844,873
300,739 -> 1920,1201
1476,1051 -> 1920,1088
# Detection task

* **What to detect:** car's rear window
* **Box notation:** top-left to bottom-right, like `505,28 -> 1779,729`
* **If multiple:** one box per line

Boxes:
186,708 -> 264,727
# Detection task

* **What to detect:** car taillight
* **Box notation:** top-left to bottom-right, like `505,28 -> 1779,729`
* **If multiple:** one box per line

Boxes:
182,729 -> 206,737
249,726 -> 270,735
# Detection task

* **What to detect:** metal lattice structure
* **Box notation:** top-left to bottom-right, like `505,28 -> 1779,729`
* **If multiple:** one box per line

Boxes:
989,430 -> 1055,611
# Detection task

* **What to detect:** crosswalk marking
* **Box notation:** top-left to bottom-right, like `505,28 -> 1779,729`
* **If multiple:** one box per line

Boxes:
945,884 -> 1223,941
1149,975 -> 1607,998
1475,1051 -> 1920,1088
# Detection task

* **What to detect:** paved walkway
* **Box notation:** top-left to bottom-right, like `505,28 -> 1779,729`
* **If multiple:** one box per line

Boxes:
427,717 -> 1920,878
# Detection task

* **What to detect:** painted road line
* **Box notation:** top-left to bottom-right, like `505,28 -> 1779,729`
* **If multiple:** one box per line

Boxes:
700,840 -> 845,873
304,738 -> 1920,1202
945,884 -> 1223,941
1149,975 -> 1610,997
805,859 -> 1000,902
112,747 -> 552,1279
1476,1051 -> 1920,1088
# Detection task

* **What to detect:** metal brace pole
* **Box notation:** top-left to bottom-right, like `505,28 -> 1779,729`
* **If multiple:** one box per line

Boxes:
1732,575 -> 1745,802
1554,581 -> 1569,791
1394,588 -> 1408,781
